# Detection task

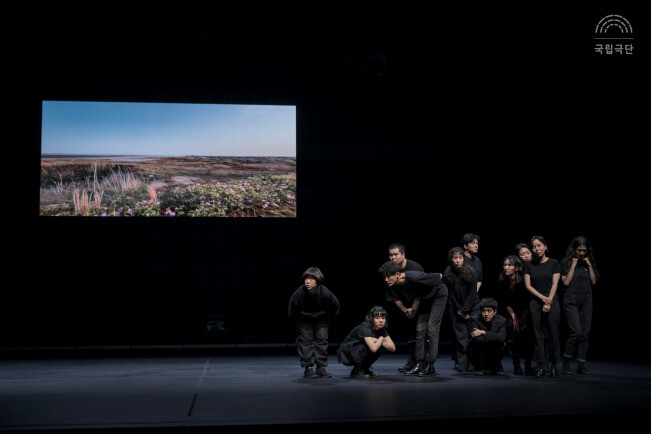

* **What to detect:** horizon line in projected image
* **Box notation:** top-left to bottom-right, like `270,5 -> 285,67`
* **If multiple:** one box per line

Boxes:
40,100 -> 296,218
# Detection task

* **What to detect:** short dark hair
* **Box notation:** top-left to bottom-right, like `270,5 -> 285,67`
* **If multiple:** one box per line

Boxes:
365,305 -> 389,327
515,243 -> 530,254
302,267 -> 324,284
388,243 -> 405,254
378,261 -> 401,277
461,233 -> 480,245
480,297 -> 498,310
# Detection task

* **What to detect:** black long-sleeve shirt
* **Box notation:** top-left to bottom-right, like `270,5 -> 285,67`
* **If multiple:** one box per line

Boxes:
384,259 -> 425,306
399,271 -> 447,299
288,285 -> 340,322
444,266 -> 479,315
469,314 -> 507,344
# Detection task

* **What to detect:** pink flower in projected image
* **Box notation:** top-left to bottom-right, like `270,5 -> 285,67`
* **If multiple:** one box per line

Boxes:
127,209 -> 132,215
165,210 -> 176,216
206,202 -> 210,206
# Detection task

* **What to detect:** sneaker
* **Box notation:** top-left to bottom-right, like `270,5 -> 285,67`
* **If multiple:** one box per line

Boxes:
364,369 -> 380,378
303,367 -> 318,379
577,363 -> 591,374
315,367 -> 332,378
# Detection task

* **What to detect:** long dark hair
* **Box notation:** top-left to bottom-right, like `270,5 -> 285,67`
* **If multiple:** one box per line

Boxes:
498,255 -> 524,287
444,246 -> 476,286
561,236 -> 599,277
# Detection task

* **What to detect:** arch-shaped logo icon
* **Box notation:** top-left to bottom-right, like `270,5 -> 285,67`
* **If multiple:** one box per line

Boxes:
595,14 -> 633,37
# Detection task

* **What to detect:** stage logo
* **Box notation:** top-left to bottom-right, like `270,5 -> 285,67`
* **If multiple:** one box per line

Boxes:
594,14 -> 634,55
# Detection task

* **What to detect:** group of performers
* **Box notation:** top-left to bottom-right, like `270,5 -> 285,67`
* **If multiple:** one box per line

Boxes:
288,234 -> 598,379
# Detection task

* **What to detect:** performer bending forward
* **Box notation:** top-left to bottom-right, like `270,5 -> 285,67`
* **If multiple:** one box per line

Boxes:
379,261 -> 449,376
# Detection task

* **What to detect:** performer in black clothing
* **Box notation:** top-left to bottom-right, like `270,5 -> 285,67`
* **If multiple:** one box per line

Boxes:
443,247 -> 479,372
497,255 -> 534,375
524,236 -> 562,378
462,233 -> 483,294
288,267 -> 340,379
560,236 -> 599,375
468,298 -> 508,376
385,243 -> 424,373
379,261 -> 448,376
337,306 -> 396,378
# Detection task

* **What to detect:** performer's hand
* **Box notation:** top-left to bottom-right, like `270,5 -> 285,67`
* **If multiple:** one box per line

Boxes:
542,304 -> 551,313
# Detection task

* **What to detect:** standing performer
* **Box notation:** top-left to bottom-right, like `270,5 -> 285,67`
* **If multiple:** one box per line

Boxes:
462,233 -> 483,293
288,267 -> 340,379
497,255 -> 534,375
385,243 -> 424,373
379,261 -> 448,376
337,306 -> 396,378
560,236 -> 598,374
524,236 -> 562,378
443,247 -> 480,372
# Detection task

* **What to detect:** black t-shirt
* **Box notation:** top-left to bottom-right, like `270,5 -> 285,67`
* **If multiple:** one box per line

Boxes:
444,265 -> 479,314
384,259 -> 424,305
341,322 -> 389,346
524,258 -> 561,297
464,254 -> 483,282
497,277 -> 529,317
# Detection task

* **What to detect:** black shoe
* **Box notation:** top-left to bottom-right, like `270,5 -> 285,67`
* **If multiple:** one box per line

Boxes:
550,368 -> 558,378
417,362 -> 435,376
577,363 -> 591,374
562,359 -> 571,375
475,369 -> 485,376
513,365 -> 523,375
457,364 -> 471,372
495,370 -> 505,376
535,368 -> 546,378
350,368 -> 371,378
303,367 -> 318,379
364,369 -> 380,378
404,361 -> 423,375
315,367 -> 332,378
524,365 -> 536,376
398,361 -> 416,373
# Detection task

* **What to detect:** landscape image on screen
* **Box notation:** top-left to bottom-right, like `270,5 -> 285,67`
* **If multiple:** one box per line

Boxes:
40,101 -> 296,217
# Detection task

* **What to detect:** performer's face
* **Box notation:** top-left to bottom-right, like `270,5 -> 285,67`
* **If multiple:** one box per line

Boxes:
304,277 -> 318,291
388,248 -> 405,266
503,259 -> 516,276
531,239 -> 546,259
481,307 -> 496,323
464,238 -> 479,254
518,247 -> 532,262
451,251 -> 464,269
574,245 -> 588,259
372,314 -> 387,330
384,273 -> 399,287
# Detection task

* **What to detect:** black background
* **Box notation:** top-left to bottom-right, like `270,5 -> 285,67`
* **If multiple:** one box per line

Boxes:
6,2 -> 646,361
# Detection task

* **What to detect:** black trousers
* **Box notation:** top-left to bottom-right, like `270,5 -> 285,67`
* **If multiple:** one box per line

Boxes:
296,319 -> 329,368
506,314 -> 534,367
563,289 -> 593,362
415,290 -> 448,363
529,297 -> 561,366
449,305 -> 479,369
468,336 -> 504,372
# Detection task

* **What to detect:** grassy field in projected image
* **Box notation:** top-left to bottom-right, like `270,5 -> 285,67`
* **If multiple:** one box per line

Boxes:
39,156 -> 296,217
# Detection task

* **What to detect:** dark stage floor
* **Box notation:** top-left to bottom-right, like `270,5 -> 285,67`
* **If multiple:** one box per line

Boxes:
1,350 -> 649,433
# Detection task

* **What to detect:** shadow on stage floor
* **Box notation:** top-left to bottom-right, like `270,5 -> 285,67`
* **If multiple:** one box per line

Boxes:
1,349 -> 649,433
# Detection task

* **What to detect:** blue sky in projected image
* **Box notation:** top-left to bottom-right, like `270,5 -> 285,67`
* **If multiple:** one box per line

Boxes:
41,101 -> 296,157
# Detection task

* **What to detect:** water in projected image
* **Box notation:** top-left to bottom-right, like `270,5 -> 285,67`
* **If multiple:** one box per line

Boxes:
39,101 -> 296,217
